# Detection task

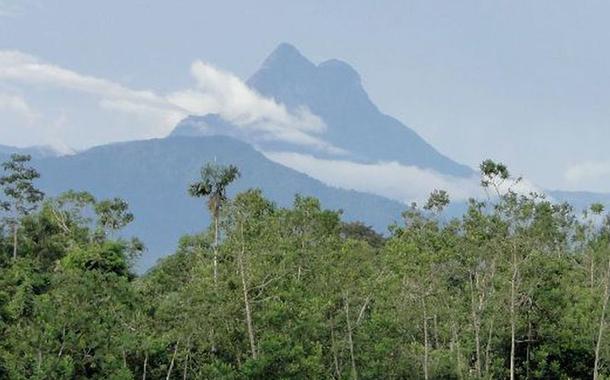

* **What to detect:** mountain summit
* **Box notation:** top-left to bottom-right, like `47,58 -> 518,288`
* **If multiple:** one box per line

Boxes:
248,43 -> 473,176
258,42 -> 317,75
172,43 -> 473,177
174,43 -> 472,176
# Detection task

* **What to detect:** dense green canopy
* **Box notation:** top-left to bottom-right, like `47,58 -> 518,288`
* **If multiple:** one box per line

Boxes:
0,157 -> 609,379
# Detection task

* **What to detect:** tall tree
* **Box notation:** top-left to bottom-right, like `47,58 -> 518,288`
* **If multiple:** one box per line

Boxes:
0,154 -> 44,260
188,162 -> 240,283
480,159 -> 522,380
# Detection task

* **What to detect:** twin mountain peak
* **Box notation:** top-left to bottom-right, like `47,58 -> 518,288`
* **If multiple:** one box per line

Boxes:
171,43 -> 473,178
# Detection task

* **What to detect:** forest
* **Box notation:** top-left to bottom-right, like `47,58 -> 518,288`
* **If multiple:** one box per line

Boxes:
1,154 -> 610,380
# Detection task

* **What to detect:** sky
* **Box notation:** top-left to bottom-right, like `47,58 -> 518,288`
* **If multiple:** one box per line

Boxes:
1,0 -> 610,194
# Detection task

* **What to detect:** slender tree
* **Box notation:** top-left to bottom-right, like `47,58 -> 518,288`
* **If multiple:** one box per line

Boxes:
0,154 -> 44,259
591,204 -> 609,380
480,159 -> 523,380
188,162 -> 240,282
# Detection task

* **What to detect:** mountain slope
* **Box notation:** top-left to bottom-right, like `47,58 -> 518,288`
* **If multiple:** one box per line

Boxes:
172,43 -> 473,177
247,43 -> 473,176
28,136 -> 404,270
0,144 -> 65,159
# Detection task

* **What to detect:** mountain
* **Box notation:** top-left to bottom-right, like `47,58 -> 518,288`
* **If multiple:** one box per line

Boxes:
20,136 -> 405,271
0,144 -> 65,160
172,43 -> 473,177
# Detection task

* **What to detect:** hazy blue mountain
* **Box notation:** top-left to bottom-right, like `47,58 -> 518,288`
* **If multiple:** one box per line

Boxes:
2,137 -> 607,272
173,43 -> 473,177
23,136 -> 405,271
0,144 -> 65,159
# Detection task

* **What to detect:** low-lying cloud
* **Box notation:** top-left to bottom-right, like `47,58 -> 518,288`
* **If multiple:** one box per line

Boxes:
264,151 -> 481,204
564,161 -> 610,192
264,151 -> 544,204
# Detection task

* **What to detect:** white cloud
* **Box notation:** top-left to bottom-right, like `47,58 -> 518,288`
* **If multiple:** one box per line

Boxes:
0,50 -> 185,134
168,61 -> 344,154
188,62 -> 323,133
0,51 -> 341,153
264,151 -> 482,204
565,161 -> 610,182
0,92 -> 36,121
264,151 -> 545,205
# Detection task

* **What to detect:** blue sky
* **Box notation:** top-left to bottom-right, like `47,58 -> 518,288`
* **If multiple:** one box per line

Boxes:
1,0 -> 610,193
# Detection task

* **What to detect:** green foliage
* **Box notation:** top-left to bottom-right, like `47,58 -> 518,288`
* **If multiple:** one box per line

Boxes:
0,154 -> 44,260
0,154 -> 44,218
189,162 -> 241,217
2,157 -> 610,379
94,198 -> 134,236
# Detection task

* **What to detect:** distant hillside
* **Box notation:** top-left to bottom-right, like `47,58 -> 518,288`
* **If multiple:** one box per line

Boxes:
2,138 -> 609,271
0,144 -> 65,159
19,136 -> 405,270
173,43 -> 473,177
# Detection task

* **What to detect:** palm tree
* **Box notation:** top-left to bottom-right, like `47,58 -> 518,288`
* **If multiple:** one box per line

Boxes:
188,162 -> 240,282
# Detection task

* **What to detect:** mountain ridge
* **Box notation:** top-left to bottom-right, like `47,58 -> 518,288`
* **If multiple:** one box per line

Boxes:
173,43 -> 474,177
15,135 -> 405,270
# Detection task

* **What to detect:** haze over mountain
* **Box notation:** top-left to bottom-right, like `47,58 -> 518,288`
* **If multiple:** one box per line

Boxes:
10,136 -> 404,270
173,43 -> 473,177
0,144 -> 64,159
1,43 -> 609,270
0,43 -> 484,270
4,1 -> 610,192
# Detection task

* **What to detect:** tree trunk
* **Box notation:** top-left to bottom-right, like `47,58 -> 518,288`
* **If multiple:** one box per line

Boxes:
330,321 -> 342,379
510,251 -> 518,380
344,293 -> 358,380
183,337 -> 191,380
58,326 -> 66,358
594,257 -> 610,380
433,314 -> 439,349
37,347 -> 42,373
12,223 -> 17,260
213,213 -> 219,283
239,225 -> 257,359
166,341 -> 179,380
591,254 -> 596,289
470,274 -> 482,378
142,352 -> 148,380
526,319 -> 532,380
210,209 -> 220,355
452,324 -> 463,380
484,318 -> 494,378
422,298 -> 429,380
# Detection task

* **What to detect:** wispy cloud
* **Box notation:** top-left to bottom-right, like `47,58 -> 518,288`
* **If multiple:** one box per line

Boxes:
0,50 -> 185,133
168,61 -> 343,154
264,151 -> 482,204
0,92 -> 35,120
565,161 -> 610,182
0,51 -> 340,153
264,151 -> 544,204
